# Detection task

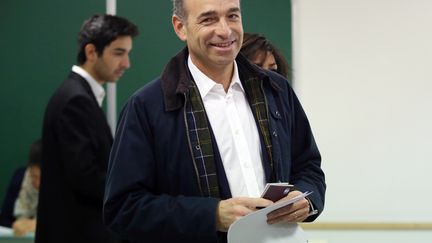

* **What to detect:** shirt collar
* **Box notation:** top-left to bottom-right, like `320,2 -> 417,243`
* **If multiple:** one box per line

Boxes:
187,55 -> 244,98
72,65 -> 105,107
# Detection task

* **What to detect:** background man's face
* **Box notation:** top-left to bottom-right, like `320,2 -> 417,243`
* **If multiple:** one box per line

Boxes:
93,36 -> 133,83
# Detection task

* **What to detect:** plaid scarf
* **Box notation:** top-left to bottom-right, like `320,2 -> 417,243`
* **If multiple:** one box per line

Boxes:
243,77 -> 274,179
186,78 -> 274,198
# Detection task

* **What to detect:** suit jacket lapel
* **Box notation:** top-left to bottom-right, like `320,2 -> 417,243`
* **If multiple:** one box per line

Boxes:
69,72 -> 113,140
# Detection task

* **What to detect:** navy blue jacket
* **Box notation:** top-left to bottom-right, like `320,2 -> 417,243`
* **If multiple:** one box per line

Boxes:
104,48 -> 325,243
0,167 -> 25,227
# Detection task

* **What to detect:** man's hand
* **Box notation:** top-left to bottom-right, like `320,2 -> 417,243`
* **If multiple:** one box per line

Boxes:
12,218 -> 36,237
266,190 -> 310,224
216,197 -> 273,232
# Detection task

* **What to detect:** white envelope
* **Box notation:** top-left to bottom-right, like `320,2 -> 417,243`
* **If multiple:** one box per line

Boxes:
227,192 -> 312,243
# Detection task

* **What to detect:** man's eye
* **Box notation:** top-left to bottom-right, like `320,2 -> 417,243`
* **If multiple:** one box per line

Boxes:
229,14 -> 239,20
114,52 -> 125,56
201,18 -> 214,24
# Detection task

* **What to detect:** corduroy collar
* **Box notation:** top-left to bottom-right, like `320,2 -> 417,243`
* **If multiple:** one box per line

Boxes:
160,47 -> 282,111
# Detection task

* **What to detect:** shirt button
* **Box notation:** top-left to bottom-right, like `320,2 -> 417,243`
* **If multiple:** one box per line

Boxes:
275,110 -> 281,117
272,130 -> 278,137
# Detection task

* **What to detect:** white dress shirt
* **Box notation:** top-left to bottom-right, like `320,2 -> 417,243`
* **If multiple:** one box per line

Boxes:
72,65 -> 105,107
188,56 -> 266,197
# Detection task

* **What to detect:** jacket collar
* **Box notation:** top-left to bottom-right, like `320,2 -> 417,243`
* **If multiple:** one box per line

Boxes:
160,47 -> 282,111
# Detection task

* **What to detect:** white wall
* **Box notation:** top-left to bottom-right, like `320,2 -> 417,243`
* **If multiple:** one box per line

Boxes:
292,0 -> 432,241
306,230 -> 432,243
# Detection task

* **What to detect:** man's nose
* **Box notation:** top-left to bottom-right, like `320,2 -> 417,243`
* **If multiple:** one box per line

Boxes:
215,19 -> 232,37
122,55 -> 130,69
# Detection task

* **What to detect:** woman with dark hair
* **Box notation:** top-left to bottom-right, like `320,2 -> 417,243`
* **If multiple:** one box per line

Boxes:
241,32 -> 291,79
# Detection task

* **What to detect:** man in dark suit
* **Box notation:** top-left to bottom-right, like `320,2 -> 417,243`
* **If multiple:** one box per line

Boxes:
36,14 -> 138,243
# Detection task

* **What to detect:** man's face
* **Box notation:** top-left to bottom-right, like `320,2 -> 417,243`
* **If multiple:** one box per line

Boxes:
93,36 -> 133,83
173,0 -> 243,72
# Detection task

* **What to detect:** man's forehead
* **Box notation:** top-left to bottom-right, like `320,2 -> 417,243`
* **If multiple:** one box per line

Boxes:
184,0 -> 241,16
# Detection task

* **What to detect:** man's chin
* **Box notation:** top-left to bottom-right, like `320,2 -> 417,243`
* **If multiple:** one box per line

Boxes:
106,77 -> 120,83
214,57 -> 236,66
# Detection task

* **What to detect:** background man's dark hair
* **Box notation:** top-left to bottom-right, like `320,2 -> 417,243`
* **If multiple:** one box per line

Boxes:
28,139 -> 42,167
77,14 -> 139,65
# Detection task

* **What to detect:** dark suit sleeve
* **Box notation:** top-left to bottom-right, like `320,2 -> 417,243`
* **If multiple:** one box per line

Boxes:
56,95 -> 107,201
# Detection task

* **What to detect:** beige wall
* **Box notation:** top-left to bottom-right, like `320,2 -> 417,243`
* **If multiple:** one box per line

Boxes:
292,0 -> 432,241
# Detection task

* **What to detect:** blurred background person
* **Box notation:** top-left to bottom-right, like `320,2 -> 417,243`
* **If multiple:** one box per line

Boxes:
36,14 -> 138,243
12,139 -> 42,236
241,32 -> 291,79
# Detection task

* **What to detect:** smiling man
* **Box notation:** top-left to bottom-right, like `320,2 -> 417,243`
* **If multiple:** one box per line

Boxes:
103,1 -> 325,242
36,14 -> 138,243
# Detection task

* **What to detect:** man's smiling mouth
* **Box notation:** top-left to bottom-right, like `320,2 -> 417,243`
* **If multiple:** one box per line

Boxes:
211,40 -> 236,48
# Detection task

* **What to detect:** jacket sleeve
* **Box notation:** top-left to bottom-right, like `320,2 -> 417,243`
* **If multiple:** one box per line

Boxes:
103,95 -> 220,242
284,81 -> 326,221
56,95 -> 107,201
0,167 -> 25,227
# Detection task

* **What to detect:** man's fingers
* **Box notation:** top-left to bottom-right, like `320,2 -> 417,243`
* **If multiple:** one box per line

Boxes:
266,196 -> 310,224
267,207 -> 309,224
233,197 -> 273,209
266,204 -> 293,219
217,197 -> 276,232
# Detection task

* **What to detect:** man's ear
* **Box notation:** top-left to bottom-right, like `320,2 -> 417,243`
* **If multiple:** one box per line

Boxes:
84,43 -> 98,62
172,15 -> 187,41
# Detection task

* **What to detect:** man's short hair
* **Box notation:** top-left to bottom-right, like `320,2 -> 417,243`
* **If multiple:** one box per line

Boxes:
77,14 -> 139,64
172,0 -> 186,20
